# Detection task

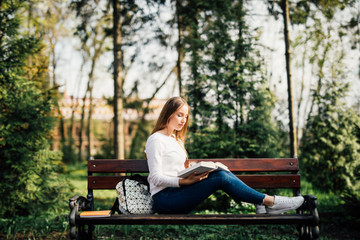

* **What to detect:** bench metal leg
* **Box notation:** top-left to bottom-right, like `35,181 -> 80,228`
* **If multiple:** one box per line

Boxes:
69,198 -> 79,240
297,195 -> 320,240
87,224 -> 94,239
69,195 -> 92,240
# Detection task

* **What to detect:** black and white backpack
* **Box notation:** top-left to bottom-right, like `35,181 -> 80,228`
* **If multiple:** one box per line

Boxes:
115,174 -> 154,215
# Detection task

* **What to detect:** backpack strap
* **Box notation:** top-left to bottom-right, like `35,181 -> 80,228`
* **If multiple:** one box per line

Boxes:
122,178 -> 132,214
110,197 -> 121,214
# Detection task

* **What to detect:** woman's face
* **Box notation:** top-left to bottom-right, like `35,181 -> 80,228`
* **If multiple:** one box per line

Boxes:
167,104 -> 189,131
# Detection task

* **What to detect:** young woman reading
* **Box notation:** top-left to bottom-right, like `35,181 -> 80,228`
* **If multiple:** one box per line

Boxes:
145,97 -> 304,214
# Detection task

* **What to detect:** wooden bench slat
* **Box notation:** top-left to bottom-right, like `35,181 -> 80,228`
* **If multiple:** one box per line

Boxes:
240,175 -> 300,188
76,214 -> 314,225
88,158 -> 299,173
189,159 -> 299,172
88,159 -> 149,173
88,174 -> 300,190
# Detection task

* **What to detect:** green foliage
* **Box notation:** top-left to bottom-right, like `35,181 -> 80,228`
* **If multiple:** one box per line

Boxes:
61,140 -> 79,163
0,213 -> 69,239
187,128 -> 234,158
97,224 -> 299,240
0,0 -> 71,218
0,2 -> 40,82
266,0 -> 357,25
296,0 -> 360,207
194,191 -> 232,213
129,120 -> 154,159
300,81 -> 360,201
183,1 -> 284,211
0,79 -> 71,218
235,84 -> 281,158
184,1 -> 282,159
94,136 -> 115,159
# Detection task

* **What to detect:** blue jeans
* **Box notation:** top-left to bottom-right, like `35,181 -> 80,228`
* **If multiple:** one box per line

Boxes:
152,170 -> 265,214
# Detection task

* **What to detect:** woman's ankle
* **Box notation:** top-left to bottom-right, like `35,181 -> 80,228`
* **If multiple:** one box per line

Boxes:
262,195 -> 275,207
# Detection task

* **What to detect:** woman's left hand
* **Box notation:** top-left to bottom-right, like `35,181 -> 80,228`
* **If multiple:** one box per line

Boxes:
179,171 -> 210,186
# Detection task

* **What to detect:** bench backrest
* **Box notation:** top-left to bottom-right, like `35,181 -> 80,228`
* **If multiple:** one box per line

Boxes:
87,158 -> 300,194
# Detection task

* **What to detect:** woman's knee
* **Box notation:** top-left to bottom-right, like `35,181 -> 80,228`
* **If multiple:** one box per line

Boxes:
209,170 -> 232,181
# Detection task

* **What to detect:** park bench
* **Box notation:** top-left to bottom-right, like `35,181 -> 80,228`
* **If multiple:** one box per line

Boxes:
69,157 -> 320,239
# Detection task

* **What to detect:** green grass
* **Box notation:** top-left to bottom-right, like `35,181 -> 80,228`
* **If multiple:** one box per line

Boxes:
90,224 -> 301,240
1,163 -> 359,239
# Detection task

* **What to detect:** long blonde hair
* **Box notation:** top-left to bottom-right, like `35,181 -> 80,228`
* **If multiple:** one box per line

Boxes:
151,97 -> 190,144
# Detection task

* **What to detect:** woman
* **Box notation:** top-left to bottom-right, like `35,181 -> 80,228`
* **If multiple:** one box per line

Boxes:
145,97 -> 304,214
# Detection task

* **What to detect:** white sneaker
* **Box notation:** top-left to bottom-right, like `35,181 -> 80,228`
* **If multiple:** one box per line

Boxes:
266,196 -> 304,214
255,204 -> 266,214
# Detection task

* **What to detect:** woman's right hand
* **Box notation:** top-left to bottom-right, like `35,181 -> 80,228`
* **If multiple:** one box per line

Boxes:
179,171 -> 210,185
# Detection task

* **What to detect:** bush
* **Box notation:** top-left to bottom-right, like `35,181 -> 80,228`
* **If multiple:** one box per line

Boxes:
0,1 -> 71,218
300,84 -> 360,205
0,79 -> 72,217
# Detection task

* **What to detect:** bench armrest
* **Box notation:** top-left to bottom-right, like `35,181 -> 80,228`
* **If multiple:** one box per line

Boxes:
301,195 -> 318,213
69,195 -> 91,212
298,195 -> 320,238
69,195 -> 91,239
302,195 -> 320,229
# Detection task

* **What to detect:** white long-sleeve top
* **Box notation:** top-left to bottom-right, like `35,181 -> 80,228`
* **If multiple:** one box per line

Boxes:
145,132 -> 187,196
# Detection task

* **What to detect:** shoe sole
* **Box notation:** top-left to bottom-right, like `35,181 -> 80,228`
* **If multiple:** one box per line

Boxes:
267,207 -> 300,214
267,199 -> 304,214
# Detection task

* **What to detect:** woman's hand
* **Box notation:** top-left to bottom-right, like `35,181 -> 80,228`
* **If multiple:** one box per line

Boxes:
179,171 -> 210,186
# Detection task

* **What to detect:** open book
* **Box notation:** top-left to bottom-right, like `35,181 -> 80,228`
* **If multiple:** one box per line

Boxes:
80,210 -> 111,218
177,161 -> 229,178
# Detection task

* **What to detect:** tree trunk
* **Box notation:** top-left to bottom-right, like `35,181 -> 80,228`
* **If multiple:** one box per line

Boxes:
308,40 -> 329,118
113,0 -> 125,159
296,43 -> 308,145
69,97 -> 76,143
87,85 -> 93,159
282,0 -> 297,157
176,0 -> 184,97
48,33 -> 65,150
76,58 -> 88,162
78,89 -> 88,161
235,0 -> 245,152
188,8 -> 200,131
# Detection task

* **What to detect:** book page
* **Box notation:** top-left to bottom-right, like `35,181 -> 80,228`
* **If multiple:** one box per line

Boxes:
80,210 -> 111,218
215,162 -> 229,171
177,162 -> 217,178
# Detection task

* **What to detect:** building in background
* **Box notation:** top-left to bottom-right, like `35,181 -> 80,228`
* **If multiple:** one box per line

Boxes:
52,93 -> 166,159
